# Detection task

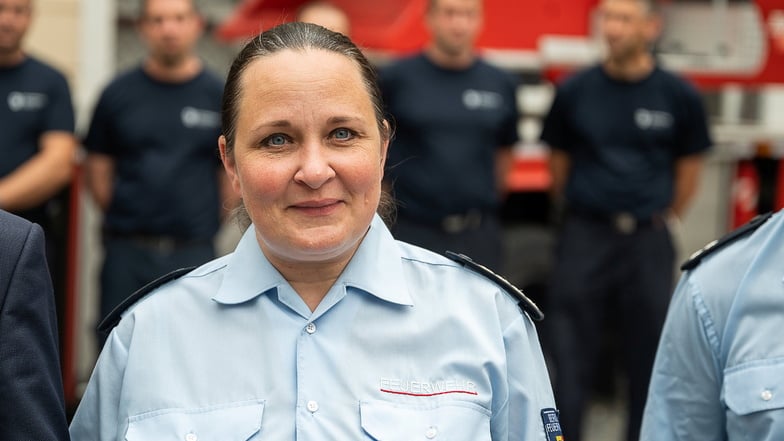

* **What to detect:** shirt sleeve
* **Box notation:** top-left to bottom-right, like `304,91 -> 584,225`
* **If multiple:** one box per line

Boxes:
69,326 -> 131,441
675,82 -> 713,157
83,89 -> 116,155
495,312 -> 559,441
539,86 -> 572,152
640,275 -> 725,440
44,73 -> 75,133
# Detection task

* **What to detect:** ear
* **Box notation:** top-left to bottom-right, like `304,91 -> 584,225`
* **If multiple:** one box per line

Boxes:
219,135 -> 242,195
645,12 -> 663,43
379,120 -> 390,175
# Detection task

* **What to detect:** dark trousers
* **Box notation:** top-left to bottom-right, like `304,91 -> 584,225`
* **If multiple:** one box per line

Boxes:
545,214 -> 674,441
98,236 -> 214,344
391,213 -> 503,272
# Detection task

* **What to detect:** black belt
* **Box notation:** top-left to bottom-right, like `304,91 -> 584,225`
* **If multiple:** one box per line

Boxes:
103,230 -> 210,253
400,209 -> 486,234
568,209 -> 663,234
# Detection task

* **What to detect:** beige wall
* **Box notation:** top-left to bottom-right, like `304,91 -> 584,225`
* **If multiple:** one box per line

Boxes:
26,0 -> 80,93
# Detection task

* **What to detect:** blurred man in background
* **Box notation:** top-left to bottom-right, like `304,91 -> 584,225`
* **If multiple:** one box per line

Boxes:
0,0 -> 77,359
83,0 -> 229,344
296,0 -> 350,36
379,0 -> 518,271
540,0 -> 712,439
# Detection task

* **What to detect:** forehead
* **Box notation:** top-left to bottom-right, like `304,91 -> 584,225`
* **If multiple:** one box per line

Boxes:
236,48 -> 370,111
431,0 -> 482,12
0,0 -> 31,8
143,0 -> 195,16
600,0 -> 649,15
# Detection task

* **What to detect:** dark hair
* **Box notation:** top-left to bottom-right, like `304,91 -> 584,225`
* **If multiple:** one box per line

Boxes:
221,22 -> 395,228
221,21 -> 390,156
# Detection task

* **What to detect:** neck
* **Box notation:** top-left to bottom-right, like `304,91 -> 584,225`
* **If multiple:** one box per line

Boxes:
424,44 -> 475,70
270,255 -> 353,312
143,54 -> 201,83
0,49 -> 25,67
603,51 -> 654,81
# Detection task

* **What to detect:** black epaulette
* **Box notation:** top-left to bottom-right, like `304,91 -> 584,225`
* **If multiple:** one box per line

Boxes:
445,251 -> 545,321
98,266 -> 196,335
680,212 -> 773,271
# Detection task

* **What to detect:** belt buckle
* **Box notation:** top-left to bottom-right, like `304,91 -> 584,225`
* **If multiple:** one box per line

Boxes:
614,212 -> 636,234
441,210 -> 482,234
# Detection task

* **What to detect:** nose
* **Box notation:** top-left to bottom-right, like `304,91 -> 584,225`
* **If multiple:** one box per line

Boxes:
293,142 -> 336,189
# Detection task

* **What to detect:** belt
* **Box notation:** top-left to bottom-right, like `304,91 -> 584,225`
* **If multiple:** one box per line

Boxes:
103,230 -> 210,253
568,209 -> 662,234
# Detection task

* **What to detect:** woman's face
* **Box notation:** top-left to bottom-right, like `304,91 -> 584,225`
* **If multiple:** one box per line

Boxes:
220,48 -> 388,265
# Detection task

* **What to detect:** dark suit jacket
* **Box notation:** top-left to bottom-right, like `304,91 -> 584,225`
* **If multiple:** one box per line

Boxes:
0,209 -> 69,440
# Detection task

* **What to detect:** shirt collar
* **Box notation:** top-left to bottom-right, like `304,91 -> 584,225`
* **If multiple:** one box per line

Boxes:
213,215 -> 413,307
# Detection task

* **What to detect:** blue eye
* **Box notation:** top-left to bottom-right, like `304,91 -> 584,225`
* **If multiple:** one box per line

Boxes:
264,134 -> 288,146
333,128 -> 353,140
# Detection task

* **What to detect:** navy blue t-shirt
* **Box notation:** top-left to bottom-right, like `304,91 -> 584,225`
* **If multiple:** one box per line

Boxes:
379,53 -> 519,221
0,56 -> 74,181
0,56 -> 74,223
540,65 -> 712,219
84,66 -> 223,239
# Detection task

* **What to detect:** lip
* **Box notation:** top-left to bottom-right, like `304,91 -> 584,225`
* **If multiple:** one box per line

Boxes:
290,199 -> 343,215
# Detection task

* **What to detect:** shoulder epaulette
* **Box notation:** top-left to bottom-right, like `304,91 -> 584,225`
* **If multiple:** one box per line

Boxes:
445,251 -> 544,321
681,212 -> 773,271
98,266 -> 196,335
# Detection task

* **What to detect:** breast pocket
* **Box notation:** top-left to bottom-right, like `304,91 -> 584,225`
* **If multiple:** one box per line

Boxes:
360,400 -> 491,441
723,361 -> 784,439
125,400 -> 264,441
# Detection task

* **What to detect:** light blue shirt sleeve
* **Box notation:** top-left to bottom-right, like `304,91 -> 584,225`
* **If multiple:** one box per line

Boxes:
640,276 -> 725,440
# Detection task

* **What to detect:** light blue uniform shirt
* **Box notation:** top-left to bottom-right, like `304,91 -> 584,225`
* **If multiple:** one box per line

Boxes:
641,210 -> 784,440
70,215 -> 557,440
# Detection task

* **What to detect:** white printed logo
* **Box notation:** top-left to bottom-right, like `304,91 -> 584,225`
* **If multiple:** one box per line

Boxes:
181,106 -> 221,129
7,92 -> 47,112
462,89 -> 503,110
635,108 -> 673,130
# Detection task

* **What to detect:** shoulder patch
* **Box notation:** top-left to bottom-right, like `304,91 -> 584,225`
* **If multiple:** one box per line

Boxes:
98,266 -> 196,335
681,212 -> 773,271
445,251 -> 544,321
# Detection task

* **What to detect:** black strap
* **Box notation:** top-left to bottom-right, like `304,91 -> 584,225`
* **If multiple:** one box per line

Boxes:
680,212 -> 773,271
445,251 -> 545,321
98,266 -> 196,334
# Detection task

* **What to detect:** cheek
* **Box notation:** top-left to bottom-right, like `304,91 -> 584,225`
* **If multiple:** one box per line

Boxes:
236,160 -> 287,202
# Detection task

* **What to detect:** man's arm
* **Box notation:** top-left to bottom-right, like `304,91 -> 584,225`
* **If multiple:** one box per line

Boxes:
0,131 -> 76,211
669,153 -> 705,219
84,153 -> 115,212
0,219 -> 69,440
495,146 -> 514,199
547,148 -> 571,202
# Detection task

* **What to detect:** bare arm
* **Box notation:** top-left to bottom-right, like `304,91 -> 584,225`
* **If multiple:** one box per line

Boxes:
0,131 -> 76,211
669,154 -> 705,219
495,146 -> 514,199
547,148 -> 571,201
84,153 -> 116,212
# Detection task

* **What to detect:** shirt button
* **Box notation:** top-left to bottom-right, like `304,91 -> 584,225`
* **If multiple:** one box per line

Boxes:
185,433 -> 197,441
305,322 -> 317,334
761,390 -> 773,401
425,426 -> 438,439
306,400 -> 319,413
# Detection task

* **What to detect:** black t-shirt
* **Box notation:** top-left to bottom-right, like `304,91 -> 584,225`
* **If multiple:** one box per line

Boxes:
84,66 -> 224,239
0,56 -> 75,221
379,53 -> 519,221
540,65 -> 713,219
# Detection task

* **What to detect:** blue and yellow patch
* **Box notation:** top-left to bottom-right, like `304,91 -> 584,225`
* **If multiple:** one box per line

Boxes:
541,408 -> 564,441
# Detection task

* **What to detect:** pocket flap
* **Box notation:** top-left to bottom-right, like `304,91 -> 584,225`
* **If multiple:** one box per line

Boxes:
360,400 -> 490,441
126,400 -> 264,440
724,362 -> 784,415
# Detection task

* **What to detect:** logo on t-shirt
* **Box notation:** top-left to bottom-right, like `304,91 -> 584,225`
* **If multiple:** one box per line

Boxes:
635,108 -> 673,130
6,91 -> 47,112
462,89 -> 503,110
181,106 -> 220,129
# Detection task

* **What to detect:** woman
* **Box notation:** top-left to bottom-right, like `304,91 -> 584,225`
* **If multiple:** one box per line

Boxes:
69,22 -> 558,441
